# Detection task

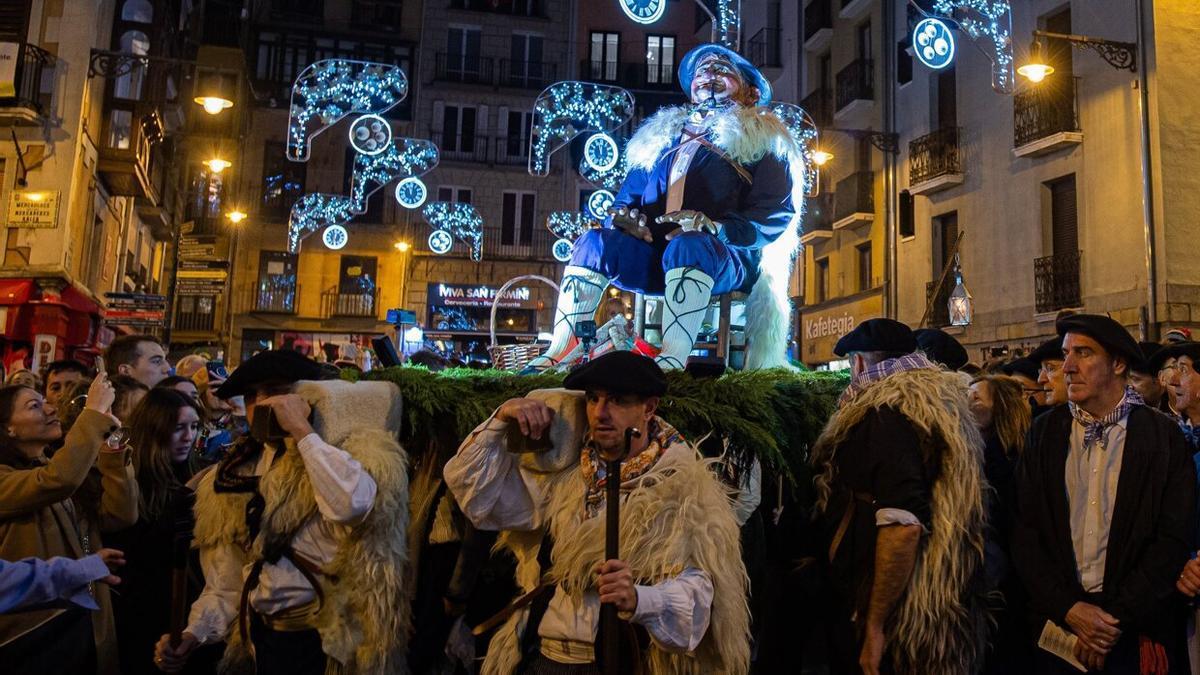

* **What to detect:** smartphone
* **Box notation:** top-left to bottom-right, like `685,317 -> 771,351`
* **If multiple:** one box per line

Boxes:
251,407 -> 289,442
94,355 -> 106,377
506,424 -> 553,454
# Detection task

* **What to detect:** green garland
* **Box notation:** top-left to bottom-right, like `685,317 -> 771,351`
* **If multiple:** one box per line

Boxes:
355,366 -> 848,480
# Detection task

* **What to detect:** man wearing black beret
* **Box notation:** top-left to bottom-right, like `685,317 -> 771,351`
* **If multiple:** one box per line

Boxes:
913,328 -> 970,371
1029,336 -> 1070,409
1129,341 -> 1170,412
1011,315 -> 1195,673
444,350 -> 749,672
811,318 -> 988,674
1002,358 -> 1051,415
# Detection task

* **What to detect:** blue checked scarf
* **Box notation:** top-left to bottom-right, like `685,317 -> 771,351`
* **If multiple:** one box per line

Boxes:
1068,386 -> 1144,447
837,352 -> 940,408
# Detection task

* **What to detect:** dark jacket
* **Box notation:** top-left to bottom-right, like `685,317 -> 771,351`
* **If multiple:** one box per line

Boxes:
1010,404 -> 1195,644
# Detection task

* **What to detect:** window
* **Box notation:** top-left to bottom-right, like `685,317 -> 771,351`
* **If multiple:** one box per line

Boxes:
935,67 -> 957,129
510,33 -> 544,85
590,32 -> 619,81
351,0 -> 404,30
899,190 -> 914,238
343,147 -> 386,222
257,251 -> 298,312
646,35 -> 676,85
187,167 -> 224,228
261,141 -> 306,219
114,30 -> 150,100
819,52 -> 832,90
106,110 -> 133,149
437,186 -> 473,204
933,211 -> 958,278
815,258 -> 830,303
857,243 -> 872,291
441,104 -> 477,153
254,32 -> 414,100
121,0 -> 153,22
338,255 -> 378,295
857,21 -> 872,62
502,191 -> 536,246
897,39 -> 912,85
1047,174 -> 1078,257
502,109 -> 532,160
447,27 -> 482,76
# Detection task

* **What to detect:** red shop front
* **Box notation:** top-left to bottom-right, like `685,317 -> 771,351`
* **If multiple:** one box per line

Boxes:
0,278 -> 106,376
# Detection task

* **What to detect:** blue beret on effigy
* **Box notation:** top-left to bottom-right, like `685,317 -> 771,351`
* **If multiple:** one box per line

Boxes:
678,43 -> 773,106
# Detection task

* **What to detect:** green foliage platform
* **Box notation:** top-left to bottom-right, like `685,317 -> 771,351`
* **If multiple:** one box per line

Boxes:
354,366 -> 849,480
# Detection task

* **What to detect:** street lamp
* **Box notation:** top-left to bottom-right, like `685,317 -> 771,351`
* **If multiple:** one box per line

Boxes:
1016,40 -> 1054,83
204,157 -> 232,174
194,75 -> 234,115
810,149 -> 833,167
1017,30 -> 1137,83
226,210 -> 247,224
394,240 -> 410,252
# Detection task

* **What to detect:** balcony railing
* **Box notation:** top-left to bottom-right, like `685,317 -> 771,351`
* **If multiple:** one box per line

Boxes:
253,277 -> 298,314
174,296 -> 217,332
431,131 -> 490,163
836,58 -> 873,111
1034,250 -> 1082,314
804,0 -> 833,43
434,53 -> 495,85
499,59 -> 557,89
801,88 -> 833,127
641,63 -> 676,89
925,281 -> 951,328
579,60 -> 681,91
580,59 -> 621,83
0,43 -> 54,118
1014,78 -> 1080,148
494,136 -> 530,166
271,0 -> 324,21
482,226 -> 557,261
449,0 -> 544,17
833,171 -> 874,222
909,127 -> 963,186
748,27 -> 782,70
801,192 -> 833,238
321,288 -> 379,319
350,0 -> 405,30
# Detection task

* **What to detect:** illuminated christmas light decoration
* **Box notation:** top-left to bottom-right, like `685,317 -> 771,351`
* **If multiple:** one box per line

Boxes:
583,132 -> 620,172
348,113 -> 393,155
715,0 -> 740,49
529,81 -> 635,176
769,102 -> 820,197
931,0 -> 1014,94
578,154 -> 629,191
619,0 -> 666,25
547,211 -> 595,242
394,176 -> 428,209
428,229 -> 454,255
287,194 -> 358,252
552,238 -> 574,262
323,224 -> 349,250
913,17 -> 956,70
287,59 -> 409,161
586,190 -> 616,220
422,202 -> 484,261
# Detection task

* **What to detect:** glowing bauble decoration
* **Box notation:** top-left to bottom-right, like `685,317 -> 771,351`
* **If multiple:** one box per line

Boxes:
619,0 -> 666,25
913,18 -> 956,70
349,113 -> 392,155
587,189 -> 616,220
394,176 -> 427,209
323,224 -> 349,250
428,229 -> 454,255
552,238 -> 574,262
583,132 -> 620,172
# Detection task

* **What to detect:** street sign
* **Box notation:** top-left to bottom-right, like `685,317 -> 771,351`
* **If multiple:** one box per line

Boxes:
105,308 -> 166,327
7,190 -> 60,228
104,292 -> 168,309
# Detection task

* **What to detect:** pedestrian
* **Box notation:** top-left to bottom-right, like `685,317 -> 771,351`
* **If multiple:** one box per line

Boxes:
1169,341 -> 1200,674
1011,315 -> 1195,673
157,374 -> 200,402
111,374 -> 149,424
105,334 -> 171,388
1002,357 -> 1050,415
43,359 -> 91,409
0,372 -> 138,674
914,327 -> 970,371
0,549 -> 125,613
1131,341 -> 1171,413
153,350 -> 410,675
108,388 -> 217,674
810,318 -> 988,675
1029,337 -> 1069,408
5,368 -> 39,390
444,350 -> 750,673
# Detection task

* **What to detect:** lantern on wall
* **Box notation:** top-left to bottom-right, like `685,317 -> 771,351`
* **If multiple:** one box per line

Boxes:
948,253 -> 973,326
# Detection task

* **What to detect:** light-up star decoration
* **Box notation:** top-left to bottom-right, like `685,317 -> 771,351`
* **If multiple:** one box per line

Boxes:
422,202 -> 484,261
287,60 -> 409,161
288,136 -> 439,251
529,81 -> 635,177
927,0 -> 1014,94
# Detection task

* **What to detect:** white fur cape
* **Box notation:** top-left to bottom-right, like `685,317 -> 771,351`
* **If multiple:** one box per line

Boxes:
192,380 -> 411,674
625,105 -> 807,370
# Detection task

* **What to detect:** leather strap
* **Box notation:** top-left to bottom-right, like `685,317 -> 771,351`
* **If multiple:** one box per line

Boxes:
828,491 -> 875,563
472,582 -> 554,636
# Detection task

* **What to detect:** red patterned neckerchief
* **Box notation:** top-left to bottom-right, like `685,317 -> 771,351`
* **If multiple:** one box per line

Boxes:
580,417 -> 683,518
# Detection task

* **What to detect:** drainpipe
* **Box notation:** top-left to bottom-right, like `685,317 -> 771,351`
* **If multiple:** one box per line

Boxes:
882,0 -> 898,318
1136,0 -> 1158,338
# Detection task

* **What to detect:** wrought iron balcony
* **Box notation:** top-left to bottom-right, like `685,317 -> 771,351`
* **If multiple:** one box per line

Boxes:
801,88 -> 833,128
748,27 -> 782,71
804,0 -> 833,46
833,171 -> 875,225
800,192 -> 834,243
499,59 -> 557,89
253,277 -> 298,314
494,136 -> 530,166
0,43 -> 54,123
434,53 -> 495,85
1014,77 -> 1080,152
835,58 -> 874,112
1034,250 -> 1082,314
925,281 -> 951,328
449,0 -> 544,17
321,288 -> 379,319
580,59 -> 622,84
98,107 -> 163,203
909,126 -> 964,191
431,131 -> 490,163
641,63 -> 676,89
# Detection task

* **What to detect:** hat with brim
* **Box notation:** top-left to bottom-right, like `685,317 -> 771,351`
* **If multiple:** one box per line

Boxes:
1163,341 -> 1200,369
833,318 -> 917,357
1027,337 -> 1065,366
913,328 -> 968,371
1001,358 -> 1040,381
678,43 -> 772,106
1055,314 -> 1142,369
1131,341 -> 1164,376
215,349 -> 324,399
563,351 -> 667,397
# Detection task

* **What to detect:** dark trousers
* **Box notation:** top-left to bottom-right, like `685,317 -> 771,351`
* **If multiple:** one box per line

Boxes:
0,609 -> 96,675
249,615 -> 326,675
524,655 -> 602,675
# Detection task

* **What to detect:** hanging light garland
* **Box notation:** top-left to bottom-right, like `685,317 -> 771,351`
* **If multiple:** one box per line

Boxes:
287,59 -> 409,161
528,81 -> 635,176
922,0 -> 1014,94
422,202 -> 484,261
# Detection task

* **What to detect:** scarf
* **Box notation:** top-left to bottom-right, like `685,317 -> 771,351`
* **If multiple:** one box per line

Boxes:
1178,418 -> 1200,451
837,352 -> 939,408
1068,386 -> 1144,447
579,417 -> 683,518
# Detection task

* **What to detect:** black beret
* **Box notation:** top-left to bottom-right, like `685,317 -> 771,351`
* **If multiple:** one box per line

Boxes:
1056,314 -> 1142,368
1001,358 -> 1040,381
215,349 -> 325,399
1027,337 -> 1065,365
913,328 -> 969,371
834,318 -> 917,357
1164,341 -> 1200,367
562,351 -> 667,397
1130,341 -> 1163,375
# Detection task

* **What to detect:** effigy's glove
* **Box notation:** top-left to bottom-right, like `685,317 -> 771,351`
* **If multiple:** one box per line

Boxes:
658,210 -> 719,241
607,205 -> 653,243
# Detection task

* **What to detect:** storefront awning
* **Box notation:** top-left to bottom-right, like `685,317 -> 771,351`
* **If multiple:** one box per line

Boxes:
0,279 -> 33,305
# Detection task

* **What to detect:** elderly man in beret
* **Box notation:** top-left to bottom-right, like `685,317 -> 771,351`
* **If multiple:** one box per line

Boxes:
445,351 -> 749,673
1011,315 -> 1195,673
1129,341 -> 1171,413
1030,336 -> 1070,410
810,318 -> 988,675
154,350 -> 411,675
525,43 -> 804,372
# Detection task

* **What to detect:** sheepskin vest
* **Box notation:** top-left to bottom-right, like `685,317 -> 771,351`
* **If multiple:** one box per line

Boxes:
625,105 -> 807,370
192,428 -> 411,675
482,438 -> 750,675
811,368 -> 989,675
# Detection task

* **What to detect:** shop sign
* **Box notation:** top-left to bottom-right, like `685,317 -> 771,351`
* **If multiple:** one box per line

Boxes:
430,283 -> 535,309
798,292 -> 883,365
0,43 -> 17,98
7,190 -> 60,228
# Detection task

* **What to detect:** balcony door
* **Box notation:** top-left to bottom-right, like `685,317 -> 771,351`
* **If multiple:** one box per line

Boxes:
590,32 -> 619,81
1049,175 -> 1078,258
510,33 -> 544,85
448,26 -> 482,77
442,104 -> 478,154
646,35 -> 675,85
934,67 -> 956,130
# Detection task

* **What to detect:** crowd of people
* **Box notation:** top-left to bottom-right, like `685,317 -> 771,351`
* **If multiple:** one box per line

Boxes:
1,316 -> 1200,674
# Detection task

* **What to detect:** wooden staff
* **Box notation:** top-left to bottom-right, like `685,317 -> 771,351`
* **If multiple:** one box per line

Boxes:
168,489 -> 196,648
601,426 -> 640,675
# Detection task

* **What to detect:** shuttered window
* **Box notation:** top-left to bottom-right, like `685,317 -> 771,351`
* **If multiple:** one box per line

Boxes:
1049,174 -> 1078,257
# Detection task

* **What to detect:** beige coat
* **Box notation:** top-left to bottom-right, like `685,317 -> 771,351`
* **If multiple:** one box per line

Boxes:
0,408 -> 139,674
